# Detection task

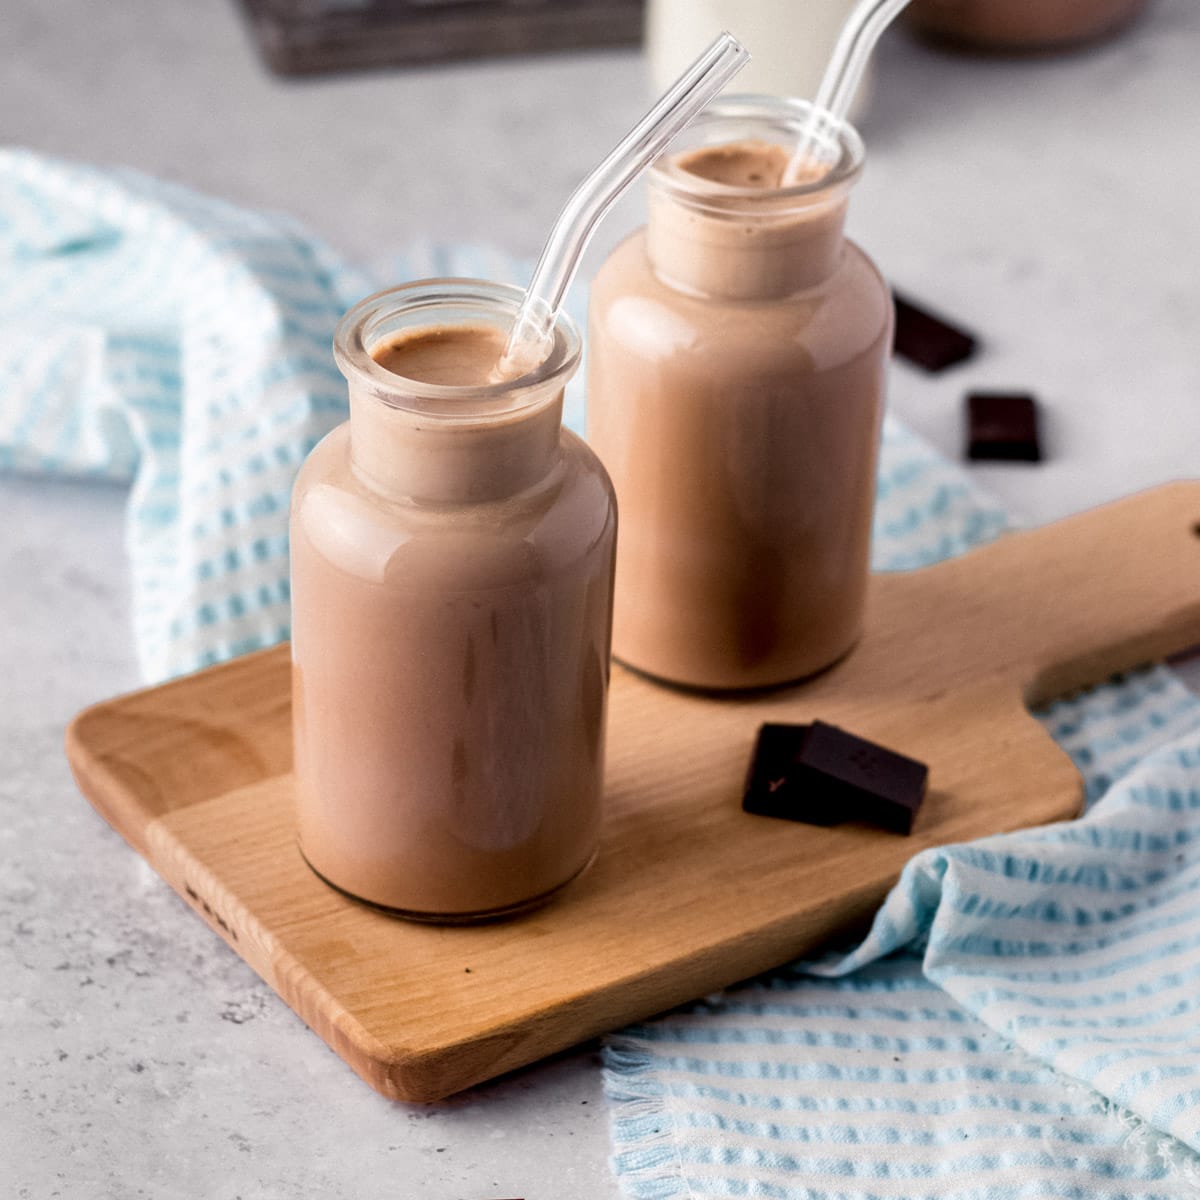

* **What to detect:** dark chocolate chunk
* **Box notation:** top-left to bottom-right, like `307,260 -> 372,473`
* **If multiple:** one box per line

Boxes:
743,721 -> 928,835
966,391 -> 1042,462
797,721 -> 928,835
892,291 -> 978,372
743,723 -> 838,826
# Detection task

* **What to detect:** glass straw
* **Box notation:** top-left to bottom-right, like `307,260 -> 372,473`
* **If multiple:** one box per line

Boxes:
496,32 -> 749,379
783,0 -> 911,184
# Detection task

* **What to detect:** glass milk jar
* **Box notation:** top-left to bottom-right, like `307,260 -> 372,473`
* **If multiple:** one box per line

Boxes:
587,97 -> 892,691
290,281 -> 617,922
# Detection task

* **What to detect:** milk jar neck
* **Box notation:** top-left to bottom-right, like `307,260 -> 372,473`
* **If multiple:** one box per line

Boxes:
333,281 -> 580,505
645,96 -> 865,301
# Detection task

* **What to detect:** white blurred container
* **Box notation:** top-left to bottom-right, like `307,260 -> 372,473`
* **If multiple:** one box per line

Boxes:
645,0 -> 873,119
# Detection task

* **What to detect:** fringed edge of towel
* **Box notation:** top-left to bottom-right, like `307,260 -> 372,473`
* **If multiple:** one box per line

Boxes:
603,1036 -> 693,1199
602,1026 -> 1200,1198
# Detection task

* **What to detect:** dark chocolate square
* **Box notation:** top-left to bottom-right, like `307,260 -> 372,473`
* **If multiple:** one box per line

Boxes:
796,721 -> 928,835
743,721 -> 928,835
892,292 -> 978,373
743,723 -> 836,824
966,391 -> 1042,462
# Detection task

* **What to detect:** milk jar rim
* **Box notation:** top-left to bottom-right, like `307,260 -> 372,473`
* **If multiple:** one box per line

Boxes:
649,95 -> 866,216
332,278 -> 582,423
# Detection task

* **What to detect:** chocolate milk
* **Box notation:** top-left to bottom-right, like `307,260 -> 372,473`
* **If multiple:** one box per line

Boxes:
906,0 -> 1149,50
291,283 -> 616,920
587,99 -> 892,691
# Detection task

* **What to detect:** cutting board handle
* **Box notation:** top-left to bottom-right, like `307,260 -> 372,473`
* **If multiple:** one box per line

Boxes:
886,480 -> 1200,707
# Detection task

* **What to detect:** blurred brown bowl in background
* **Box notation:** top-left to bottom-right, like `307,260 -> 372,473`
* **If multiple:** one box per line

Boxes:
905,0 -> 1151,53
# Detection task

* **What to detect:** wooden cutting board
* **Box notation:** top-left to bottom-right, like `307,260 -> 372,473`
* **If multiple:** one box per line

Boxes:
66,482 -> 1200,1103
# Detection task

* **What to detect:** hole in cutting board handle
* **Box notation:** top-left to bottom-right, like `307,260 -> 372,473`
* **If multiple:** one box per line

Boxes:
1192,521 -> 1200,538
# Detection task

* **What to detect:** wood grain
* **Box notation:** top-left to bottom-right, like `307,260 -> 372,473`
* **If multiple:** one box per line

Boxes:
66,482 -> 1200,1101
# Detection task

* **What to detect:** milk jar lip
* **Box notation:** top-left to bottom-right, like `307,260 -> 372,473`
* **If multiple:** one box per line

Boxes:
650,94 -> 866,214
333,278 -> 582,422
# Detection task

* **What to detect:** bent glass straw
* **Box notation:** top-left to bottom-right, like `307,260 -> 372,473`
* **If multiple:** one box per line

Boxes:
784,0 -> 911,182
497,32 -> 749,378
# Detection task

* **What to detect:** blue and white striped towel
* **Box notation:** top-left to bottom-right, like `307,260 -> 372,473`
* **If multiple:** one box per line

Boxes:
0,148 -> 376,680
0,149 -> 1004,682
4,153 -> 1199,1197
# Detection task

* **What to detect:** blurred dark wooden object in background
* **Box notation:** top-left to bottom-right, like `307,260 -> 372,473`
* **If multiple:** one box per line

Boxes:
239,0 -> 645,75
